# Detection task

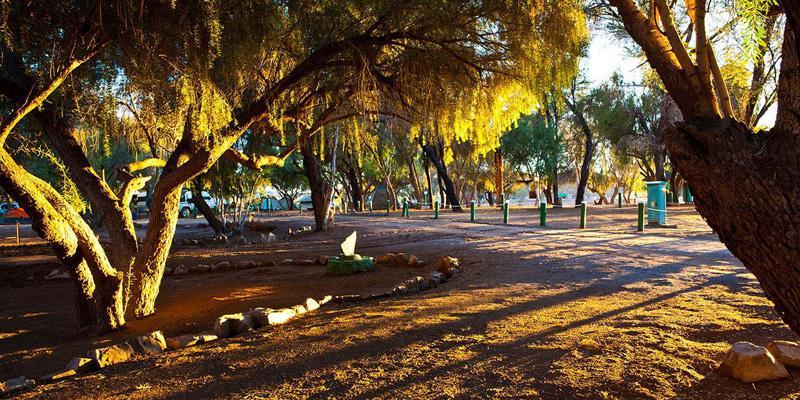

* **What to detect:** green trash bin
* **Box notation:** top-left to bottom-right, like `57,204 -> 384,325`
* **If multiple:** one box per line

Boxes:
645,181 -> 667,225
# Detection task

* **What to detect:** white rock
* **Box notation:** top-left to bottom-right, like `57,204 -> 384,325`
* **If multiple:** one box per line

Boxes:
131,331 -> 167,354
767,340 -> 800,368
65,357 -> 94,373
243,307 -> 274,328
267,309 -> 295,325
214,313 -> 253,338
292,305 -> 307,315
40,369 -> 76,382
267,232 -> 277,243
719,341 -> 789,382
304,298 -> 320,312
1,377 -> 34,395
166,334 -> 200,350
45,269 -> 70,280
87,343 -> 135,369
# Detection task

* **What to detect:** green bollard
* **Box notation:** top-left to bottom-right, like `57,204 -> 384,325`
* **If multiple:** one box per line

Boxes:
618,192 -> 622,208
503,201 -> 509,224
580,202 -> 587,228
637,202 -> 644,231
499,193 -> 505,207
387,202 -> 391,214
434,200 -> 440,220
539,202 -> 546,227
470,200 -> 476,222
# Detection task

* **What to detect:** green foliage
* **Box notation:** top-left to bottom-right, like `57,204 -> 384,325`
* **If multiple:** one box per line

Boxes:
737,0 -> 778,61
501,113 -> 568,182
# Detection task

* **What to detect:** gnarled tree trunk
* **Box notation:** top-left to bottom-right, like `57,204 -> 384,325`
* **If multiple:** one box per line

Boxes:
421,143 -> 463,212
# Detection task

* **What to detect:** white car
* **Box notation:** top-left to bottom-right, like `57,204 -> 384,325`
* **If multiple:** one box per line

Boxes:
179,191 -> 217,218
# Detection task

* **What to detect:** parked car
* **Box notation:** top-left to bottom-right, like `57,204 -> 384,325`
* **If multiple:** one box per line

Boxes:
297,195 -> 314,211
178,191 -> 217,218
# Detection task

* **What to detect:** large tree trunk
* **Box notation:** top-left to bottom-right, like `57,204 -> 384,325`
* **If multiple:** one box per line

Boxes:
633,17 -> 800,332
191,182 -> 225,234
301,134 -> 331,231
423,152 -> 434,208
551,166 -> 561,206
494,149 -> 504,204
130,184 -> 182,317
421,144 -> 463,212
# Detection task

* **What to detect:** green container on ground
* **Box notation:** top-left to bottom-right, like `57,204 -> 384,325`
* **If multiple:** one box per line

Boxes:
645,181 -> 667,225
326,255 -> 375,275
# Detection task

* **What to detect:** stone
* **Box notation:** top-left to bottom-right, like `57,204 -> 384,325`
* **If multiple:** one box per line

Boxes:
165,333 -> 216,350
40,369 -> 77,382
267,309 -> 295,325
213,261 -> 231,271
393,285 -> 409,295
214,313 -> 253,338
375,253 -> 396,264
189,264 -> 211,273
131,331 -> 167,354
319,295 -> 333,305
1,377 -> 34,395
341,231 -> 357,256
292,305 -> 307,315
65,357 -> 94,373
87,343 -> 135,369
718,341 -> 789,382
331,294 -> 360,303
258,260 -> 278,268
304,298 -> 320,312
429,271 -> 446,284
767,340 -> 800,368
173,264 -> 189,275
45,269 -> 71,280
267,232 -> 277,243
393,253 -> 409,268
243,307 -> 274,328
407,255 -> 423,267
166,334 -> 201,350
438,256 -> 460,269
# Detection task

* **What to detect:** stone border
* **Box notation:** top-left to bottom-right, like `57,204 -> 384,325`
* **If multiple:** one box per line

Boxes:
1,256 -> 463,398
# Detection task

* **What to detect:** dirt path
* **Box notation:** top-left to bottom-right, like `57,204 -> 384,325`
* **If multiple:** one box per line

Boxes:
3,206 -> 799,399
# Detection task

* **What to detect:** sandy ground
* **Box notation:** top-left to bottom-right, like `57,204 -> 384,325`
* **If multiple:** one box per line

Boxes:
1,205 -> 799,399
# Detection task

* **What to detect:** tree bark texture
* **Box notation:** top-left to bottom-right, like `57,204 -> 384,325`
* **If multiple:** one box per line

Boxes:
422,144 -> 463,212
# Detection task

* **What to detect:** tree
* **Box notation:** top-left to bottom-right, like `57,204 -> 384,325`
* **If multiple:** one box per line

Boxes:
0,0 -> 587,331
501,112 -> 569,203
564,78 -> 596,206
269,153 -> 307,211
604,0 -> 800,333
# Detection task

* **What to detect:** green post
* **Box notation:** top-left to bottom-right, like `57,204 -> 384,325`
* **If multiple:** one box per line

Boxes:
637,202 -> 644,232
387,201 -> 391,214
539,202 -> 546,227
470,200 -> 476,222
434,200 -> 440,220
503,201 -> 509,224
618,192 -> 622,208
580,202 -> 586,228
499,193 -> 505,206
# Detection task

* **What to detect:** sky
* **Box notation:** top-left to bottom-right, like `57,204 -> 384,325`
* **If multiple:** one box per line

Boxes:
583,28 -> 777,128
